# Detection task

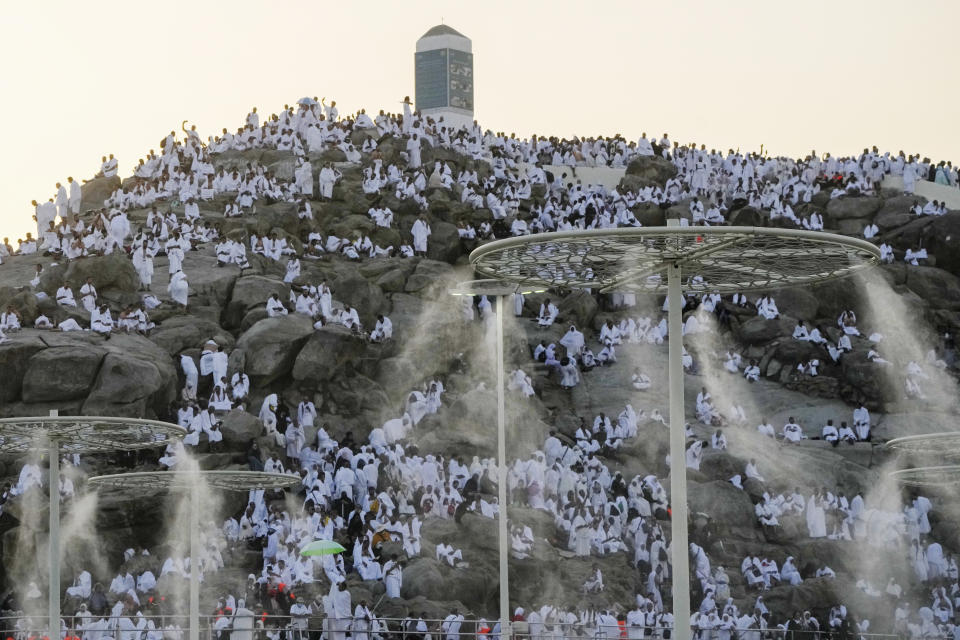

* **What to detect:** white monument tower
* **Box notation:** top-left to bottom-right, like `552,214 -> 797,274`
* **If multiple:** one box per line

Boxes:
415,24 -> 474,130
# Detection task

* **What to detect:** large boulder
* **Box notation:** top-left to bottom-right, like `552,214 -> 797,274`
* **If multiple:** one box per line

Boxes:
82,339 -> 178,416
404,260 -> 454,296
292,324 -> 369,385
181,252 -> 239,307
558,291 -> 598,330
689,479 -> 756,526
926,213 -> 960,277
728,206 -> 766,227
624,156 -> 677,186
80,175 -> 121,210
767,288 -> 820,322
0,337 -> 47,404
425,221 -> 462,264
0,290 -> 40,325
219,409 -> 262,447
260,150 -> 296,181
875,195 -> 923,231
63,253 -> 138,293
824,196 -> 882,223
735,315 -> 796,345
330,272 -> 388,328
903,266 -> 960,310
234,315 -> 314,384
252,202 -> 300,237
224,276 -> 289,328
21,344 -> 107,403
149,315 -> 234,356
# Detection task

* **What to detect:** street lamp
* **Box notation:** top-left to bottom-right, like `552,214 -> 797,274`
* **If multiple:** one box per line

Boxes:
88,469 -> 299,640
449,279 -> 545,640
469,225 -> 879,640
0,412 -> 185,639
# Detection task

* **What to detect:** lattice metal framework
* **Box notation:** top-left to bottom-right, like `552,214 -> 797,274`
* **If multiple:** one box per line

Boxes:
88,470 -> 298,492
889,465 -> 960,487
885,433 -> 960,457
0,416 -> 185,454
470,227 -> 880,294
448,279 -> 547,297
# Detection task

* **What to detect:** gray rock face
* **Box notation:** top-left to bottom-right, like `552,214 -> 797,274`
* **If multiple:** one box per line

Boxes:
330,272 -> 388,328
234,314 -> 314,384
64,253 -> 138,293
292,324 -> 369,385
624,156 -> 678,186
4,133 -> 960,628
82,351 -> 172,416
224,275 -> 289,328
689,479 -> 756,526
148,315 -> 235,357
824,196 -> 883,222
80,175 -> 121,210
0,337 -> 46,403
220,409 -> 262,447
735,315 -> 797,345
926,213 -> 960,276
403,259 -> 454,296
558,290 -> 598,330
21,345 -> 106,402
904,266 -> 960,310
426,221 -> 463,263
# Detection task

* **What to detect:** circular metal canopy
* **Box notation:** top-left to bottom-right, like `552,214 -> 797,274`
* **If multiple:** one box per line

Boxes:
448,279 -> 546,297
885,432 -> 960,456
87,470 -> 299,492
0,416 -> 185,454
469,226 -> 880,294
889,465 -> 960,487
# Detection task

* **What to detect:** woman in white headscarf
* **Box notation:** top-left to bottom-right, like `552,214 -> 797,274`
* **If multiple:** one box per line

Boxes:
259,393 -> 278,434
781,557 -> 803,585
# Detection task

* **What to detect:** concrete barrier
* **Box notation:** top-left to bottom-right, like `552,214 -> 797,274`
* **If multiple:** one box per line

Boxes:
518,163 -> 626,191
882,175 -> 960,209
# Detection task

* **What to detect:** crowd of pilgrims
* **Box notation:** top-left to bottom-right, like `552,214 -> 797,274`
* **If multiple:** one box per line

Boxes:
0,89 -> 956,339
0,96 -> 957,639
5,289 -> 957,640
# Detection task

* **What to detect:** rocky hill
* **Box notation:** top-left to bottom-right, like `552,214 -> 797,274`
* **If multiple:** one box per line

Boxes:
0,125 -> 959,634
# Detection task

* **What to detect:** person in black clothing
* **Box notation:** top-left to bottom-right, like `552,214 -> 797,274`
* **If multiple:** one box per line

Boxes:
247,441 -> 264,471
346,504 -> 365,539
89,583 -> 108,616
461,473 -> 480,499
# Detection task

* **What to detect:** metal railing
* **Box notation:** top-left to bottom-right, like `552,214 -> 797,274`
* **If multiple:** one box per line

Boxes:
0,615 -> 906,640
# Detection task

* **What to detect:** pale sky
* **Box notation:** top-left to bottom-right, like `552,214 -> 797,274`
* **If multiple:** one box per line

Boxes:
1,0 -> 957,241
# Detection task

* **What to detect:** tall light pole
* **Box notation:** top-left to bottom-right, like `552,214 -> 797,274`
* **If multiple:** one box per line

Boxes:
665,260 -> 690,625
469,225 -> 879,640
0,414 -> 186,639
450,279 -> 543,640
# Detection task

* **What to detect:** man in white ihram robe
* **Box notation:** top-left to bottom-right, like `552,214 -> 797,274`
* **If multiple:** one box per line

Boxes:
168,270 -> 189,307
411,215 -> 431,256
806,494 -> 827,538
383,555 -> 403,598
231,599 -> 255,640
329,581 -> 352,640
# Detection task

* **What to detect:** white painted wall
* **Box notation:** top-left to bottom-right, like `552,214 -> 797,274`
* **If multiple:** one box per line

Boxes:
881,175 -> 960,209
424,109 -> 474,131
518,163 -> 626,190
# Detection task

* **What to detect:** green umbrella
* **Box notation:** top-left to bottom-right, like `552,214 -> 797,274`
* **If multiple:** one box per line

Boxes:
300,539 -> 346,556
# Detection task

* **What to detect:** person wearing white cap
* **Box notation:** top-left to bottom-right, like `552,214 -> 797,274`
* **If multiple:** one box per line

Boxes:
289,596 -> 312,640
